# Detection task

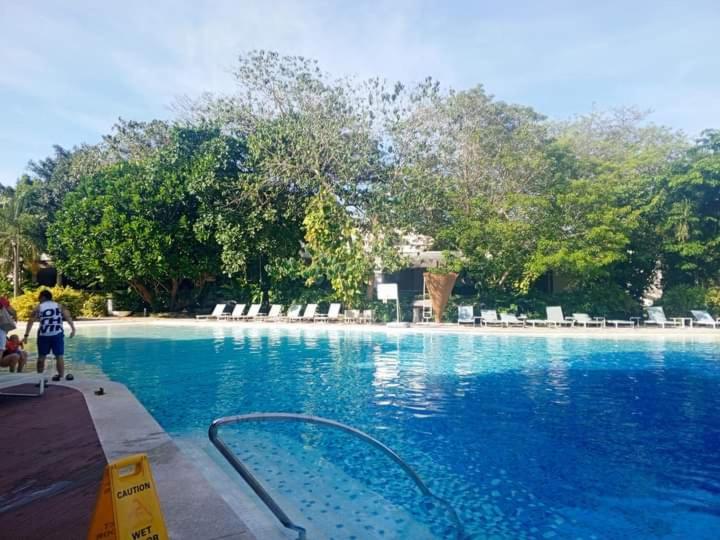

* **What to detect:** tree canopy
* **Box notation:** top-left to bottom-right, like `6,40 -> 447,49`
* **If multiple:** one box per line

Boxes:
6,50 -> 717,317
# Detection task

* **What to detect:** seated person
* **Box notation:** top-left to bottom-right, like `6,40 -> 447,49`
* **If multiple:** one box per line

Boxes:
1,334 -> 27,373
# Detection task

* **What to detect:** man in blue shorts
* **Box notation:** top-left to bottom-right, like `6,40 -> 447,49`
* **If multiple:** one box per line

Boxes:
23,290 -> 76,381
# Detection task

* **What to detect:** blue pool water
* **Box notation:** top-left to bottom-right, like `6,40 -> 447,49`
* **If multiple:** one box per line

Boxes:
65,325 -> 720,539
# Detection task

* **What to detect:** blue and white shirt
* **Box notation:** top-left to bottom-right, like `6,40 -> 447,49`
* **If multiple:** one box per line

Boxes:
37,301 -> 64,337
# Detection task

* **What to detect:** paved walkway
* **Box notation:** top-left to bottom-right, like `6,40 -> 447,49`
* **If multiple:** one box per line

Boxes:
0,381 -> 256,540
0,384 -> 106,539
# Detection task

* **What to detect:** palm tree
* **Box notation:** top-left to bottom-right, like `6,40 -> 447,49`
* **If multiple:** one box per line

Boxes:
0,189 -> 41,297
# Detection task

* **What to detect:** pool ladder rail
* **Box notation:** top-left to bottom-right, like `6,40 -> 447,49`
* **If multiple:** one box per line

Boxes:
208,413 -> 464,540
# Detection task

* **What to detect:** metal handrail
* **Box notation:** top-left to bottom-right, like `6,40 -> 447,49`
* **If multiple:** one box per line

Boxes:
208,413 -> 464,540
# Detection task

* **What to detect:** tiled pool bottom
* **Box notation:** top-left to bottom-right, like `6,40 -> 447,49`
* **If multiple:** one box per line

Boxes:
64,325 -> 720,539
178,430 -> 441,539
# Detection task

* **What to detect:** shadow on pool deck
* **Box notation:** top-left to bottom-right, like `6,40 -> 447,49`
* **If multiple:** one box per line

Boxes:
0,384 -> 107,539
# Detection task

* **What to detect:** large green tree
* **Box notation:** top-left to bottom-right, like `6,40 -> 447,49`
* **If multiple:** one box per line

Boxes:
660,129 -> 720,287
48,128 -> 226,309
184,51 -> 396,303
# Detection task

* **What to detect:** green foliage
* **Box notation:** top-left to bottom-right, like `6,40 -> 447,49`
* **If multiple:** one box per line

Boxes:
298,187 -> 373,308
12,286 -> 90,320
49,128 -> 223,310
0,276 -> 12,297
81,294 -> 107,318
7,52 -> 715,315
660,130 -> 720,288
660,285 -> 720,318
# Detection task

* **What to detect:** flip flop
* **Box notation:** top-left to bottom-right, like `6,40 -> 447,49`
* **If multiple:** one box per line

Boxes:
51,374 -> 61,382
65,373 -> 74,381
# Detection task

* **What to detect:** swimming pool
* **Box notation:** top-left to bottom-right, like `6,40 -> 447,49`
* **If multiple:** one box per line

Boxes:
66,324 -> 720,539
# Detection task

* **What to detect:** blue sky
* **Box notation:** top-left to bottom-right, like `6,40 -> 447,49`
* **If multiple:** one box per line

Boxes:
1,0 -> 719,184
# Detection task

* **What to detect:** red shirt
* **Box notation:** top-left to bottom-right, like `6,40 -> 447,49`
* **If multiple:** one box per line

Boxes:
5,339 -> 21,353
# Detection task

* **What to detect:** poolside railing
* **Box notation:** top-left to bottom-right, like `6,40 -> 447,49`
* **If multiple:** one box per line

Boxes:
208,412 -> 465,539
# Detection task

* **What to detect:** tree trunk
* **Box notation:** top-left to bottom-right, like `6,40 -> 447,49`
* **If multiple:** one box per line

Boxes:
12,240 -> 19,298
169,278 -> 179,311
130,281 -> 154,306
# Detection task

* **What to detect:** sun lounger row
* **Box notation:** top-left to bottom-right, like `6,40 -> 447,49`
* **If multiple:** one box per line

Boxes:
196,303 -> 374,323
458,305 -> 720,328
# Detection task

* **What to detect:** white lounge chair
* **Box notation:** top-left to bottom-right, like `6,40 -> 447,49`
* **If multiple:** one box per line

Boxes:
500,313 -> 525,327
237,303 -> 263,321
258,304 -> 283,321
457,305 -> 476,326
480,310 -> 505,327
315,303 -> 342,322
298,304 -> 317,322
690,310 -> 719,328
361,309 -> 374,324
572,313 -> 605,328
528,306 -> 574,327
606,318 -> 636,328
285,304 -> 304,322
343,309 -> 360,323
222,303 -> 246,320
645,306 -> 682,328
0,372 -> 45,397
196,303 -> 226,320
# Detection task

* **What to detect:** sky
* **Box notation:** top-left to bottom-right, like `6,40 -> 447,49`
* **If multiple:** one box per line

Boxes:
1,0 -> 719,184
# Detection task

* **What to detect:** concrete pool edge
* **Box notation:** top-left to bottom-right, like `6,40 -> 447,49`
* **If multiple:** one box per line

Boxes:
63,317 -> 720,342
58,378 -> 256,540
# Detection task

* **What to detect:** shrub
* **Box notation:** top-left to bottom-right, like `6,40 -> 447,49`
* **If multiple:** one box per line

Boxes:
706,287 -> 720,316
10,286 -> 106,320
0,276 -> 12,298
82,294 -> 107,318
660,285 -> 720,318
10,292 -> 39,321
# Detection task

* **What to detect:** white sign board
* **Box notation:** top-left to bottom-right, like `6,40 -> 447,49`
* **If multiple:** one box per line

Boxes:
377,283 -> 399,301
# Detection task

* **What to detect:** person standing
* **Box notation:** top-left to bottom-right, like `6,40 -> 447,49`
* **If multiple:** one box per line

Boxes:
23,290 -> 76,381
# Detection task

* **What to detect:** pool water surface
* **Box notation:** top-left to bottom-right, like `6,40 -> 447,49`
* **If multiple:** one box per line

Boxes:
64,325 -> 720,539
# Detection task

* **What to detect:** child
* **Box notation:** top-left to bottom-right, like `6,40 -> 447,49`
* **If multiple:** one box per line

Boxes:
1,334 -> 27,373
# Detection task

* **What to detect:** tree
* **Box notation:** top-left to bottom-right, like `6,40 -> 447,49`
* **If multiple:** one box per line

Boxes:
526,109 -> 686,298
0,189 -> 42,296
48,128 -> 225,310
660,129 -> 720,287
183,51 -> 396,302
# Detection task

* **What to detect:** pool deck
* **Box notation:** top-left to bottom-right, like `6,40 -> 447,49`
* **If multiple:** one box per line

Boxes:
73,316 -> 720,341
0,378 -> 255,540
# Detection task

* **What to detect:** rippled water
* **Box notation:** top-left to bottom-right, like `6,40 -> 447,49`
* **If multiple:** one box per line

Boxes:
65,324 -> 720,539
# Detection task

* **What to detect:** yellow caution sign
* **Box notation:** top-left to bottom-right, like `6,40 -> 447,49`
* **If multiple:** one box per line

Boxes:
87,454 -> 169,540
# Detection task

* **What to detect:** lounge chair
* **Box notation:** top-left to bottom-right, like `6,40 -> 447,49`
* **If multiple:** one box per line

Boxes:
315,303 -> 342,322
196,303 -> 226,320
343,309 -> 360,323
528,306 -> 574,327
361,309 -> 374,324
690,310 -> 720,328
645,306 -> 682,328
258,304 -> 283,321
572,313 -> 605,328
297,304 -> 317,322
500,313 -> 525,327
222,303 -> 246,320
480,310 -> 505,327
285,304 -> 304,322
0,372 -> 45,397
457,305 -> 477,326
237,303 -> 263,321
605,318 -> 636,328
